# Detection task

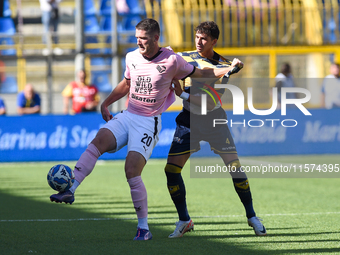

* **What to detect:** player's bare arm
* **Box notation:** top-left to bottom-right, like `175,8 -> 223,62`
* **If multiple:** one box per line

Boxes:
191,58 -> 244,79
101,78 -> 130,122
171,79 -> 216,110
173,58 -> 244,110
18,105 -> 41,115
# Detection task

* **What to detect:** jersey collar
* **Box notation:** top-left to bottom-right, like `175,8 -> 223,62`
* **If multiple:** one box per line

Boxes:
142,48 -> 163,61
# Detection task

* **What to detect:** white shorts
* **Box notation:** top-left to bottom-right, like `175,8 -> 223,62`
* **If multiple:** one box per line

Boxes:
101,110 -> 161,161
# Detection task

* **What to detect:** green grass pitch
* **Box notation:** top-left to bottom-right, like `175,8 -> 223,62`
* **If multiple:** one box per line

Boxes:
1,155 -> 340,255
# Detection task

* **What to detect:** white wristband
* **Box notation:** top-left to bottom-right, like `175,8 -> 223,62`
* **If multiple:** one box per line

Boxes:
179,92 -> 190,101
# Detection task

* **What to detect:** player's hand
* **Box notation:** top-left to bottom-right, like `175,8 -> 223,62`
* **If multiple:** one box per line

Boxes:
101,104 -> 113,122
231,58 -> 244,69
170,79 -> 183,97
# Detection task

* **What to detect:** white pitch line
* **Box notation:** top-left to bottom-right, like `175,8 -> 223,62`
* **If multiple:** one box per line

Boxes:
1,211 -> 339,223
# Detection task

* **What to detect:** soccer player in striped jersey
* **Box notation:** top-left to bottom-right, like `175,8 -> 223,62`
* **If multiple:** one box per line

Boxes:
165,21 -> 267,238
49,18 -> 242,240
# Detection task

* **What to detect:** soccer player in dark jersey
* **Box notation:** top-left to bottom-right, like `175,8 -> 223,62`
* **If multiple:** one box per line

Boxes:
165,21 -> 267,238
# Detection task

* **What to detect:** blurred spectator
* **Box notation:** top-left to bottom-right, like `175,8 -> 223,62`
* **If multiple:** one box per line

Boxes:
62,69 -> 100,114
39,0 -> 63,56
17,84 -> 41,115
321,63 -> 340,109
0,97 -> 6,115
275,63 -> 296,108
116,0 -> 130,13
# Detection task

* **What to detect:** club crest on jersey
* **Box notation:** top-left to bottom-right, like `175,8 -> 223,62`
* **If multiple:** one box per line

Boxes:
156,65 -> 166,73
190,53 -> 199,59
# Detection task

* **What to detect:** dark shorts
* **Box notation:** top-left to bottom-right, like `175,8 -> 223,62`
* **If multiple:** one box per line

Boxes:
168,108 -> 237,156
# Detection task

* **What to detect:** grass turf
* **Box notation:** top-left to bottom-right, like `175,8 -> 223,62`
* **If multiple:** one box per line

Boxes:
0,155 -> 340,255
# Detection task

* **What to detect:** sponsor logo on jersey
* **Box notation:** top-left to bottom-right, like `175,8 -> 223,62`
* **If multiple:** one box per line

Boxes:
131,93 -> 156,103
173,136 -> 183,144
135,76 -> 153,95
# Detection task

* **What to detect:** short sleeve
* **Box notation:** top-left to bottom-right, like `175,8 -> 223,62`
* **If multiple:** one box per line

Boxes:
124,54 -> 131,80
17,92 -> 25,107
0,98 -> 5,109
34,94 -> 41,106
62,83 -> 73,97
174,54 -> 195,80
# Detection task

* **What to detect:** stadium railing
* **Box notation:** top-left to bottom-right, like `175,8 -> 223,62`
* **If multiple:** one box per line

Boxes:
145,0 -> 339,48
1,0 -> 340,113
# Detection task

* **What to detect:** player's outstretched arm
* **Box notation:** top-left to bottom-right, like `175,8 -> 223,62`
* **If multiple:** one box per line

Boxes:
191,58 -> 243,79
171,79 -> 216,110
101,78 -> 130,122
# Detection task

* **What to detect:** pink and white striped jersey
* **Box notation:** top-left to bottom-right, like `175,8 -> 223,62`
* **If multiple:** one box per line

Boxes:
124,47 -> 195,117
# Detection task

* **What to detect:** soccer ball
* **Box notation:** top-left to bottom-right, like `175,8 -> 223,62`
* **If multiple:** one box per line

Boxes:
47,164 -> 75,192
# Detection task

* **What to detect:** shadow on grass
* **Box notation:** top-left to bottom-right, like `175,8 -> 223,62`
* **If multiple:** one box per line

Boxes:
1,191 -> 337,255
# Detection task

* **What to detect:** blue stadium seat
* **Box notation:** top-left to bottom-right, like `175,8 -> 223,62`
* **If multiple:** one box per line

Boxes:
120,14 -> 142,31
3,0 -> 11,17
100,14 -> 139,52
85,36 -> 101,54
125,0 -> 146,15
91,58 -> 111,92
0,37 -> 16,55
91,71 -> 112,92
0,17 -> 16,34
99,15 -> 112,32
84,0 -> 97,15
99,0 -> 146,16
91,57 -> 107,66
99,0 -> 111,16
85,15 -> 100,33
100,13 -> 142,33
0,76 -> 17,93
84,15 -> 101,54
0,17 -> 16,55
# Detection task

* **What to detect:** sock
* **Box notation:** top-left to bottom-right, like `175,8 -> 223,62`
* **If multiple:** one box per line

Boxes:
73,143 -> 101,183
179,219 -> 191,224
137,217 -> 149,230
69,180 -> 80,193
127,176 -> 148,229
165,163 -> 190,221
233,176 -> 256,219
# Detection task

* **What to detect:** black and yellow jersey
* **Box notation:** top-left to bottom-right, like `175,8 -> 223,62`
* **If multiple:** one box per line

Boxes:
178,50 -> 231,114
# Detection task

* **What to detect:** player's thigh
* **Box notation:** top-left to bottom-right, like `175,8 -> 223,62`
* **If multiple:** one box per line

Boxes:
219,153 -> 239,165
167,154 -> 191,168
91,128 -> 117,154
219,153 -> 248,179
99,111 -> 130,153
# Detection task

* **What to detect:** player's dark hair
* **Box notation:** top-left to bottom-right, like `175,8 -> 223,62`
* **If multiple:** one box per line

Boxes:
281,63 -> 291,74
136,18 -> 160,36
195,21 -> 220,40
